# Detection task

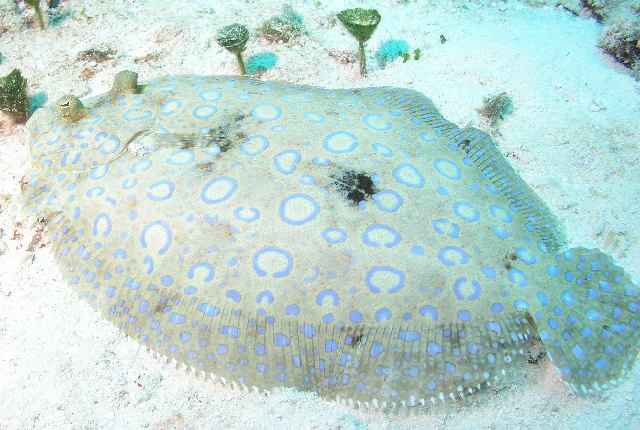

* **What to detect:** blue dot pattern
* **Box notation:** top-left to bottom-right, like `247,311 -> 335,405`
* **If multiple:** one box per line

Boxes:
18,72 -> 639,407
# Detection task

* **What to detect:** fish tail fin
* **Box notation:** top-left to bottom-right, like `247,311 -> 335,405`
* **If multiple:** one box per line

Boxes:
534,247 -> 639,393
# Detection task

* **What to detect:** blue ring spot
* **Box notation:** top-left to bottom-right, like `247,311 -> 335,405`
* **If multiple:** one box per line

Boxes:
453,202 -> 480,222
453,278 -> 482,300
122,178 -> 138,189
361,224 -> 401,248
93,213 -> 111,237
372,190 -> 403,212
160,99 -> 182,116
123,109 -> 152,120
420,306 -> 438,321
322,228 -> 347,244
226,290 -> 241,303
252,247 -> 293,278
201,177 -> 237,204
240,135 -> 269,156
372,143 -> 393,157
192,105 -> 217,119
198,90 -> 222,102
433,158 -> 461,180
273,150 -> 301,174
233,207 -> 260,222
366,266 -> 405,293
375,308 -> 392,322
362,113 -> 391,131
166,150 -> 195,165
516,247 -> 537,265
420,133 -> 437,144
303,112 -> 325,123
279,194 -> 320,225
95,133 -> 121,155
256,291 -> 274,304
432,219 -> 459,238
251,103 -> 281,121
147,180 -> 175,201
489,205 -> 513,222
140,220 -> 173,255
316,290 -> 339,306
90,165 -> 109,180
393,164 -> 425,188
438,246 -> 469,266
130,159 -> 152,173
509,268 -> 528,287
491,225 -> 509,239
312,157 -> 330,166
188,262 -> 214,282
323,131 -> 359,154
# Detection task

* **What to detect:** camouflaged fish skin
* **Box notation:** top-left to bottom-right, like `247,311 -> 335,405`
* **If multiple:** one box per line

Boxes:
18,71 -> 640,407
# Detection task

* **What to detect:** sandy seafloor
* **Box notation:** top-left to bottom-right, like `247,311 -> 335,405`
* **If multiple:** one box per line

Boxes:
0,0 -> 639,429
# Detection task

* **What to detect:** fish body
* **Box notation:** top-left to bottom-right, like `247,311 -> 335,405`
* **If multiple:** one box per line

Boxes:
19,71 -> 639,407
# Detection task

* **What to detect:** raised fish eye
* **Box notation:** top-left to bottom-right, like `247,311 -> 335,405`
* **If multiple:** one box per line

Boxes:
54,95 -> 88,121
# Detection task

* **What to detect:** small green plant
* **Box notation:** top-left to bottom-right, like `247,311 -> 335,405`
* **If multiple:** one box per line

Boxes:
479,92 -> 514,127
399,48 -> 422,64
0,69 -> 30,122
216,23 -> 250,75
337,8 -> 381,76
24,0 -> 46,30
259,4 -> 307,43
440,34 -> 447,44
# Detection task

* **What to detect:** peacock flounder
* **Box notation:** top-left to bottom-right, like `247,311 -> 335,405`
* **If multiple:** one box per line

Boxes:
18,71 -> 639,407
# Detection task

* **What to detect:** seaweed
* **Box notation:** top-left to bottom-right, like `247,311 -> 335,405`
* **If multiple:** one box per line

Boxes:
337,8 -> 381,76
259,4 -> 307,43
0,68 -> 30,122
600,10 -> 640,78
24,0 -> 46,30
479,92 -> 514,127
216,23 -> 250,75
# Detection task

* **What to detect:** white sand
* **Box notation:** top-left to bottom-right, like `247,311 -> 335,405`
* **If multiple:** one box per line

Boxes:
0,1 -> 639,428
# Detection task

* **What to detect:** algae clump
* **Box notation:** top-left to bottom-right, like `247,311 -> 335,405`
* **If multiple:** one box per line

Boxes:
0,69 -> 30,122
